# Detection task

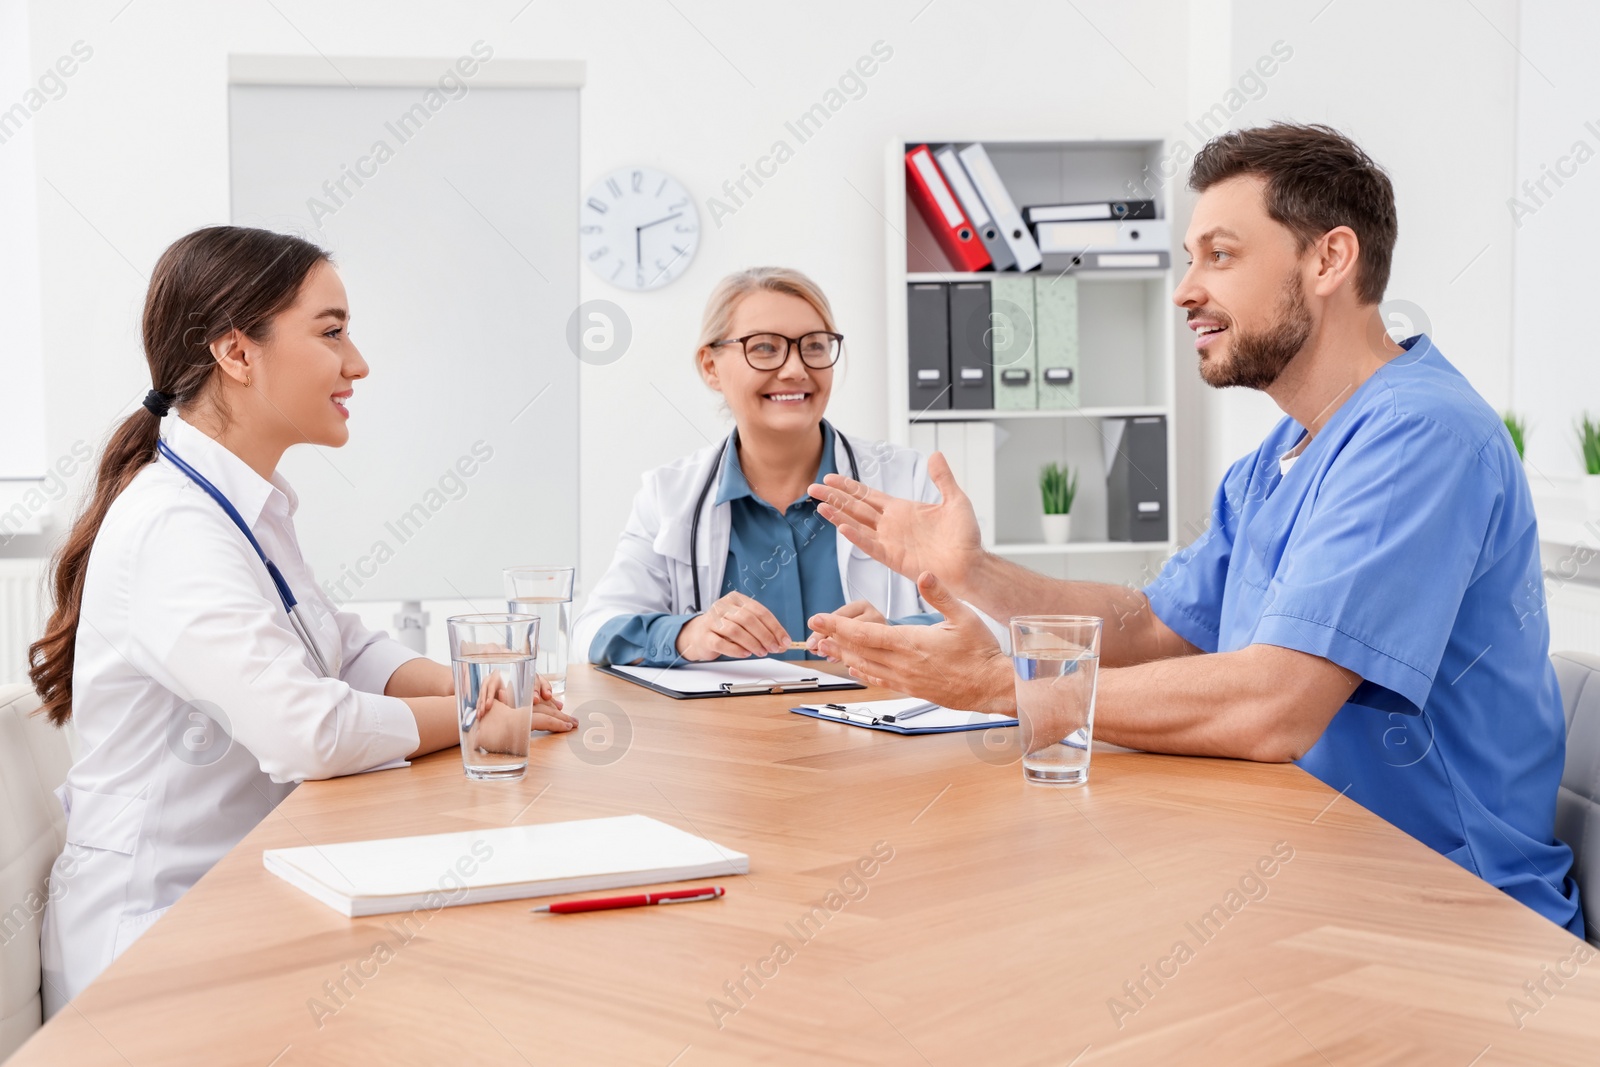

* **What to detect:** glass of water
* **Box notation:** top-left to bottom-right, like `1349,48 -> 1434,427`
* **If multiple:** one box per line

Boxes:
448,614 -> 540,781
503,566 -> 575,696
1009,615 -> 1103,786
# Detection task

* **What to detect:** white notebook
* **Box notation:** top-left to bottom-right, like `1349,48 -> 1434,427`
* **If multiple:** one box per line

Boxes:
263,814 -> 749,917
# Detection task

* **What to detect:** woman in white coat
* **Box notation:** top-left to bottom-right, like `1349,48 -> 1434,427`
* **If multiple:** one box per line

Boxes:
574,267 -> 941,667
29,226 -> 574,1014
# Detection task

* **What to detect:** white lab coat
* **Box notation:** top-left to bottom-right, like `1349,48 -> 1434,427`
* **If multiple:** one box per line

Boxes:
40,415 -> 423,1016
574,428 -> 948,662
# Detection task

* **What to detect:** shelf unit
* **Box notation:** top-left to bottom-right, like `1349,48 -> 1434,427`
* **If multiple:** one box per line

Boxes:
885,137 -> 1180,574
993,541 -> 1175,557
912,405 -> 1168,422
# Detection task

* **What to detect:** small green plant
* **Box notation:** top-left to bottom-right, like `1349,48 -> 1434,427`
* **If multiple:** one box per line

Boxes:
1502,411 -> 1527,460
1040,462 -> 1078,515
1581,414 -> 1600,476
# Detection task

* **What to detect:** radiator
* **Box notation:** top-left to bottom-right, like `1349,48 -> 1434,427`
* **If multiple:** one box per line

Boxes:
0,558 -> 47,684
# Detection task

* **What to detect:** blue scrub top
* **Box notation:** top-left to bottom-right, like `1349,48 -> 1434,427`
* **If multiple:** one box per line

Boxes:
590,424 -> 938,668
1146,335 -> 1582,936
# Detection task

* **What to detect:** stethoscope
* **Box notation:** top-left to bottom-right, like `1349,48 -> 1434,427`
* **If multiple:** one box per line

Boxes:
687,425 -> 859,613
157,440 -> 333,677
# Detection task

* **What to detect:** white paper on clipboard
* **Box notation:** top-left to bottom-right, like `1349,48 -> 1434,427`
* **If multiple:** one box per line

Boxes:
609,658 -> 830,695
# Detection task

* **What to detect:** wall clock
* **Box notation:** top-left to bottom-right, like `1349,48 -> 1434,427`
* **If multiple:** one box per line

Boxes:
580,166 -> 699,290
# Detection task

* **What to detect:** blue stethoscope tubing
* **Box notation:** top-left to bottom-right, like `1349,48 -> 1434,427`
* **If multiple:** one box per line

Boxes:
156,440 -> 333,678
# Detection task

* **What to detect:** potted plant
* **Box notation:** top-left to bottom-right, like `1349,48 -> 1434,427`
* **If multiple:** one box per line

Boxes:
1039,462 -> 1078,544
1502,411 -> 1526,461
1581,414 -> 1600,513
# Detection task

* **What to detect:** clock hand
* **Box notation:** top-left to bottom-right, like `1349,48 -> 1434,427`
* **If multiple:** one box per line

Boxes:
638,212 -> 683,267
637,212 -> 683,232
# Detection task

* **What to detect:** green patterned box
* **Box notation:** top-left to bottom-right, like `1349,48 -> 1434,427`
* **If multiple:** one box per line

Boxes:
990,275 -> 1037,411
1035,274 -> 1080,410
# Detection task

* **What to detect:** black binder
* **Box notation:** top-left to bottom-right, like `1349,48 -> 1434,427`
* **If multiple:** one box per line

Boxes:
907,282 -> 951,411
1107,416 -> 1168,542
947,281 -> 993,411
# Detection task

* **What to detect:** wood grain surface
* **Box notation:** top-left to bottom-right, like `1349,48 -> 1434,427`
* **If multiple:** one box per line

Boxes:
13,663 -> 1600,1066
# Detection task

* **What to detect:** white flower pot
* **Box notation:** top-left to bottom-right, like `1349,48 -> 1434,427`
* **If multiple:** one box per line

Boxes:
1041,514 -> 1072,544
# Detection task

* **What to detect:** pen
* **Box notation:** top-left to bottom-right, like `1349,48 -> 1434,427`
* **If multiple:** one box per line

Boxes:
722,678 -> 820,694
531,886 -> 725,914
881,700 -> 941,724
821,703 -> 880,726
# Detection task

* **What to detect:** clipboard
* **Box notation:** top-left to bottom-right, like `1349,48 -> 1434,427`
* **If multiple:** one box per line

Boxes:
791,698 -> 1017,735
598,658 -> 866,700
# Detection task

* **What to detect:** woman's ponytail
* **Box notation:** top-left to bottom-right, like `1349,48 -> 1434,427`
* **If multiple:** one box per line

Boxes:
28,408 -> 163,725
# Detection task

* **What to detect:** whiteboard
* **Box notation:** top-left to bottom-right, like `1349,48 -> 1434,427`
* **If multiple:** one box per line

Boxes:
229,74 -> 578,603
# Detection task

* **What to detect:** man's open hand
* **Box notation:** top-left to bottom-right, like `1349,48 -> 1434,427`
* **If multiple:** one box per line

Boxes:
809,572 -> 1013,715
809,452 -> 985,594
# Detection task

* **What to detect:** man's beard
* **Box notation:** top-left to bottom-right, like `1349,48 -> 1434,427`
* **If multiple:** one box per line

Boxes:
1197,276 -> 1313,390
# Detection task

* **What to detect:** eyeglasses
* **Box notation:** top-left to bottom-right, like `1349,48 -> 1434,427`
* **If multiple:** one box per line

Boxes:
709,331 -> 844,371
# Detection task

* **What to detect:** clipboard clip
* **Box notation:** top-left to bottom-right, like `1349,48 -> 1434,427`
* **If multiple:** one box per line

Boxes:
721,677 -> 822,695
819,702 -> 880,726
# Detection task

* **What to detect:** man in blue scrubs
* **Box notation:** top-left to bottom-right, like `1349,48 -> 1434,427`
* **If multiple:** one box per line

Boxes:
807,123 -> 1583,935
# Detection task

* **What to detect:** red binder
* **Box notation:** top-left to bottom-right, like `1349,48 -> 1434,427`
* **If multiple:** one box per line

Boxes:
905,144 -> 992,272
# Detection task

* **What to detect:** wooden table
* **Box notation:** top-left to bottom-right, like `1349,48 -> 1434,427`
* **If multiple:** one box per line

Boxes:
15,664 -> 1600,1066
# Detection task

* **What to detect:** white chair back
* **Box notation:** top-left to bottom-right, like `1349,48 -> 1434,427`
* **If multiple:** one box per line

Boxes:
0,683 -> 72,1061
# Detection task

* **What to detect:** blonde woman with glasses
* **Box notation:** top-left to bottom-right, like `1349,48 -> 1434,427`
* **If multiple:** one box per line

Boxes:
574,267 -> 942,666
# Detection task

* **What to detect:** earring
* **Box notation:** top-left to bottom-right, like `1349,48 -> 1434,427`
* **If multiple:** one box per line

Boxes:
245,374 -> 252,387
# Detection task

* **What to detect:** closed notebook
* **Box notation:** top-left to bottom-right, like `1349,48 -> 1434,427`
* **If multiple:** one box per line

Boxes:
263,814 -> 749,917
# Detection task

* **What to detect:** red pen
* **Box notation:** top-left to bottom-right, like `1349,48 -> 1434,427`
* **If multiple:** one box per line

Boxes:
530,886 -> 725,914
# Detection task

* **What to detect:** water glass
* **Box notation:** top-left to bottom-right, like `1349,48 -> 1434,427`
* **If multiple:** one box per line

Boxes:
448,614 -> 540,781
503,566 -> 575,696
1008,616 -> 1103,786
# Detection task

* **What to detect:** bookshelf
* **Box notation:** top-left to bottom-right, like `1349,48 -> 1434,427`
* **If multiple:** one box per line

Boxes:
885,137 -> 1180,577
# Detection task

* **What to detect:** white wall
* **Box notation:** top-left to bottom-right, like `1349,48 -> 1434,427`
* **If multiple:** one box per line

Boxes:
1513,0 -> 1600,481
6,0 -> 1546,657
0,0 -> 47,480
1203,0 -> 1522,490
18,0 -> 1190,602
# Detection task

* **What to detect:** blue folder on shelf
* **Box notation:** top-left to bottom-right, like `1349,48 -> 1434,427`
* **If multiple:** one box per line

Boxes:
791,697 -> 1017,735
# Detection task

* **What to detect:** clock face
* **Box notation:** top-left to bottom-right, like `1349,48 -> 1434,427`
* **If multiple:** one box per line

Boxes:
580,167 -> 700,291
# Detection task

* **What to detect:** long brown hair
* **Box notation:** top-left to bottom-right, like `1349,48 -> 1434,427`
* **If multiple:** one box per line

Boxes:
28,226 -> 329,725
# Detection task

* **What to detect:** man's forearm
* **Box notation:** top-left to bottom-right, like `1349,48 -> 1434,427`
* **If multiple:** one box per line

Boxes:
1090,645 -> 1351,761
955,553 -> 1192,667
1092,651 -> 1281,759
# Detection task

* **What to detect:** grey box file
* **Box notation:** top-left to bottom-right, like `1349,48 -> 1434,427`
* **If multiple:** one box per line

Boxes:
947,282 -> 994,410
1106,416 -> 1168,542
907,283 -> 952,412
